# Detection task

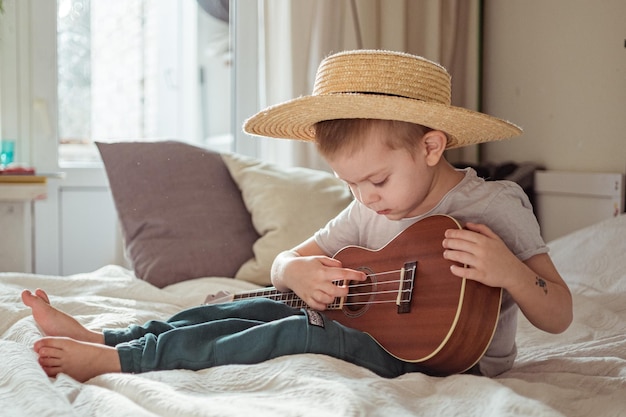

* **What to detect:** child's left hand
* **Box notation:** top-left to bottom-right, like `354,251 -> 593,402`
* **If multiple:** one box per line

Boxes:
442,222 -> 523,290
442,221 -> 573,334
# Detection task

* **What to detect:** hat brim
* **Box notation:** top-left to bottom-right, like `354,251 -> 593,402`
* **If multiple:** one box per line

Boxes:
244,93 -> 522,149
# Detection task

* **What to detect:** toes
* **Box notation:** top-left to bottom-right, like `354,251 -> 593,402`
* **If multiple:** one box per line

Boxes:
36,345 -> 62,360
34,288 -> 50,304
34,338 -> 66,377
21,289 -> 35,306
34,337 -> 68,353
41,364 -> 62,378
21,289 -> 51,307
39,354 -> 62,368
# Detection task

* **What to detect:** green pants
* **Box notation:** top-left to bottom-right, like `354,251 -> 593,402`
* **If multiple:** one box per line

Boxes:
104,298 -> 426,378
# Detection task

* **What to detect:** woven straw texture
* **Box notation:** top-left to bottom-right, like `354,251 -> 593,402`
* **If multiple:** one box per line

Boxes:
244,50 -> 521,148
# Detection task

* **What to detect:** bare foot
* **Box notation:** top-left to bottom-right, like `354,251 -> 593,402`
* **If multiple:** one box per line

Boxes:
21,289 -> 104,344
34,337 -> 121,382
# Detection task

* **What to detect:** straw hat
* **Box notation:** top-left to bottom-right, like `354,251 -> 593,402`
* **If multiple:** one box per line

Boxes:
243,50 -> 522,149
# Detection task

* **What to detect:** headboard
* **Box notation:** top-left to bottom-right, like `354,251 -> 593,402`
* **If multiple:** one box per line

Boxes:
534,170 -> 625,242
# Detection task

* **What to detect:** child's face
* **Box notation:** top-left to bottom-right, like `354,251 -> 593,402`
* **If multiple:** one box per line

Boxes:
327,127 -> 439,220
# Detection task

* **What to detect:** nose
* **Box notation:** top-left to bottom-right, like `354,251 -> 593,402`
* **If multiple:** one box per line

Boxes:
356,184 -> 380,206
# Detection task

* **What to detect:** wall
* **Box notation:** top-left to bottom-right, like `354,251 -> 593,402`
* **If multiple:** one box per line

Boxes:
481,0 -> 626,174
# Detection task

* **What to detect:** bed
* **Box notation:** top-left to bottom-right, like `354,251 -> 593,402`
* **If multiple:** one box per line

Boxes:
1,142 -> 625,416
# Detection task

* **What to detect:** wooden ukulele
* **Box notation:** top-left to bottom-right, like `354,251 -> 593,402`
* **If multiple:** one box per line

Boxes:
209,215 -> 502,375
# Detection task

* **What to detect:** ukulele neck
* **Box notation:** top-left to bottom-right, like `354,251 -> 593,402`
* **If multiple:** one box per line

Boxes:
230,260 -> 418,314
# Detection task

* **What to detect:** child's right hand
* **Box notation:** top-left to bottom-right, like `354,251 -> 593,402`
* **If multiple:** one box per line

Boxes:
271,252 -> 366,311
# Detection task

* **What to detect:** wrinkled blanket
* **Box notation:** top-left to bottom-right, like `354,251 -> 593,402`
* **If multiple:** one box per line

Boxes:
2,216 -> 626,416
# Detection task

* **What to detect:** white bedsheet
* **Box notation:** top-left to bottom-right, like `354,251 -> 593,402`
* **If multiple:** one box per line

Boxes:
2,215 -> 625,416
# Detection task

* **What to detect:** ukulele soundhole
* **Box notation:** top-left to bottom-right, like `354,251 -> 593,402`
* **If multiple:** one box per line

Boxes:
342,267 -> 376,318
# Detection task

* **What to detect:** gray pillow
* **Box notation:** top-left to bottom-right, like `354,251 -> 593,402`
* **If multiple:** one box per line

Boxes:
97,141 -> 259,288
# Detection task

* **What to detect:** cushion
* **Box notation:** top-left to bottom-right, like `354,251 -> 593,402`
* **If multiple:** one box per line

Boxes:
221,153 -> 353,286
97,141 -> 259,288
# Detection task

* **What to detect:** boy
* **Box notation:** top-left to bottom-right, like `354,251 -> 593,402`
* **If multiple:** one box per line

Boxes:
23,50 -> 572,382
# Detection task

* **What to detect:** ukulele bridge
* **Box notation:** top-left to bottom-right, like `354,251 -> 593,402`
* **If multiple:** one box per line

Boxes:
396,261 -> 417,314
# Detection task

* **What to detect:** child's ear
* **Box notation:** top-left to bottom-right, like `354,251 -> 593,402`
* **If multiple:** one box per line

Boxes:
422,130 -> 447,166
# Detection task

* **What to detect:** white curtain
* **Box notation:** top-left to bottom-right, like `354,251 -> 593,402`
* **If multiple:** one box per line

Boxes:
259,0 -> 481,169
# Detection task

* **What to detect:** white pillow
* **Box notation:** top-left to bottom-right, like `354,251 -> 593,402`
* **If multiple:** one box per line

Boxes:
221,153 -> 352,286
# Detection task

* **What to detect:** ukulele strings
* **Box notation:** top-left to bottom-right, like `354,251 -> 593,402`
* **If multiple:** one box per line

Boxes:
334,267 -> 410,287
238,268 -> 415,308
338,287 -> 412,306
330,268 -> 415,307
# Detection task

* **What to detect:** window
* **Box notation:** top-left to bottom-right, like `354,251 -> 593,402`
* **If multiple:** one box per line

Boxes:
56,0 -> 233,164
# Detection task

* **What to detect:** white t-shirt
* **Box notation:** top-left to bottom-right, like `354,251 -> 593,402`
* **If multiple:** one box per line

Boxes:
314,168 -> 548,376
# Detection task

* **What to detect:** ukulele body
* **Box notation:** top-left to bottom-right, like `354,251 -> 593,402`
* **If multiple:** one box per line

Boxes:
323,215 -> 502,375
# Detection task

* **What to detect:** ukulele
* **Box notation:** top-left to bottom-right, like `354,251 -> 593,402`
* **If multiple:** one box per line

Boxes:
208,215 -> 502,375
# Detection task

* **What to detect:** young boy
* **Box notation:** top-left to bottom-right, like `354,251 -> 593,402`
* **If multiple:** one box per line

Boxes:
23,50 -> 572,382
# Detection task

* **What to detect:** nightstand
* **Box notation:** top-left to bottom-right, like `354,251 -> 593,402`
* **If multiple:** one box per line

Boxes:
0,181 -> 47,272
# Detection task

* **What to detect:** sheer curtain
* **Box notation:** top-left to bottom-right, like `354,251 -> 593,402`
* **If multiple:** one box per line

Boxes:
258,0 -> 481,169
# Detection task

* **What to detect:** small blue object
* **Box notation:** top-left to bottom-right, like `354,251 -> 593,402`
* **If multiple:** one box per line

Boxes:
1,140 -> 15,165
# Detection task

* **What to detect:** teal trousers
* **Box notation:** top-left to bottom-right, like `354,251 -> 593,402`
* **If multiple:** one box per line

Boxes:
103,298 -> 426,378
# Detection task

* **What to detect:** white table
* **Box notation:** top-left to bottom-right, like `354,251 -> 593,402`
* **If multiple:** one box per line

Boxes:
0,182 -> 47,272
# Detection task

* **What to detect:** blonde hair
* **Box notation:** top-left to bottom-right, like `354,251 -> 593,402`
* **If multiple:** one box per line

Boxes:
314,119 -> 433,159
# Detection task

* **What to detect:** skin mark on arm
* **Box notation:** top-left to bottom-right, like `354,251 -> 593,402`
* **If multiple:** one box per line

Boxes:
535,276 -> 548,295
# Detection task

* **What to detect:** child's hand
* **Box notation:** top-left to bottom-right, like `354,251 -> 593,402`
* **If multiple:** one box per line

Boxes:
443,222 -> 573,334
442,222 -> 523,290
278,254 -> 366,311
